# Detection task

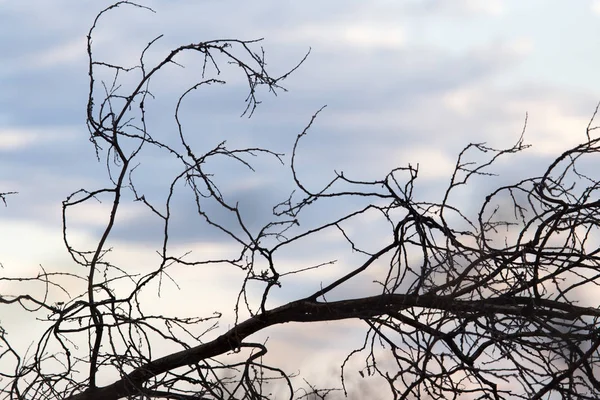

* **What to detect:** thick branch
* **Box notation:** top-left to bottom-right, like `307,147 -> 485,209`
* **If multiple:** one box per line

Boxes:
66,293 -> 599,399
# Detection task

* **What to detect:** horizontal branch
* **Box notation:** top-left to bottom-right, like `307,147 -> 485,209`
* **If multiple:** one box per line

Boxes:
67,293 -> 599,400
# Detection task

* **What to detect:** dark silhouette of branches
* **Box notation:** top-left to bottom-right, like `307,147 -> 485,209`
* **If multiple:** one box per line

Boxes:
2,2 -> 600,399
0,192 -> 16,207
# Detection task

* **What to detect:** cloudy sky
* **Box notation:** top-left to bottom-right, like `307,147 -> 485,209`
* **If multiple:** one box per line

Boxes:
1,0 -> 600,397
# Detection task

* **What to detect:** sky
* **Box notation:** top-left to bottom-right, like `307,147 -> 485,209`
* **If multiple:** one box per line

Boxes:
1,0 -> 600,398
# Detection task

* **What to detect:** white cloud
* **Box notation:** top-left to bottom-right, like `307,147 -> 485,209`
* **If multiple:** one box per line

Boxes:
64,201 -> 148,229
443,86 -> 481,116
508,37 -> 534,56
517,102 -> 591,154
0,131 -> 39,150
0,220 -> 71,276
0,127 -> 77,151
33,37 -> 87,69
395,146 -> 457,180
412,0 -> 505,16
462,0 -> 504,15
439,83 -> 592,156
280,23 -> 404,48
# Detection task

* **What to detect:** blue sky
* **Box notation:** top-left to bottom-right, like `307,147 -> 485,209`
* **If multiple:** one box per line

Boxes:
1,0 -> 600,396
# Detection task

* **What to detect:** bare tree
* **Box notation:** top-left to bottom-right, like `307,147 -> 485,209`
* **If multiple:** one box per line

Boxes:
2,2 -> 600,399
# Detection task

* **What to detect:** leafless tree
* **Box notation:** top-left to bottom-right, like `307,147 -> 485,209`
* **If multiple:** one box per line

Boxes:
2,2 -> 600,399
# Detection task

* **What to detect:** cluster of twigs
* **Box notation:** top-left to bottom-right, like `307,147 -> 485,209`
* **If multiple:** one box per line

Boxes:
2,2 -> 600,399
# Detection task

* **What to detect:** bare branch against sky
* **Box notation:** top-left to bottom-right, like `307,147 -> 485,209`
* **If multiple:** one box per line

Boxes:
2,1 -> 600,399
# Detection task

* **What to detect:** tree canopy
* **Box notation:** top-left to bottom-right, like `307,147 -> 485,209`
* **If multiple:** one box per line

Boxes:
2,2 -> 600,400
